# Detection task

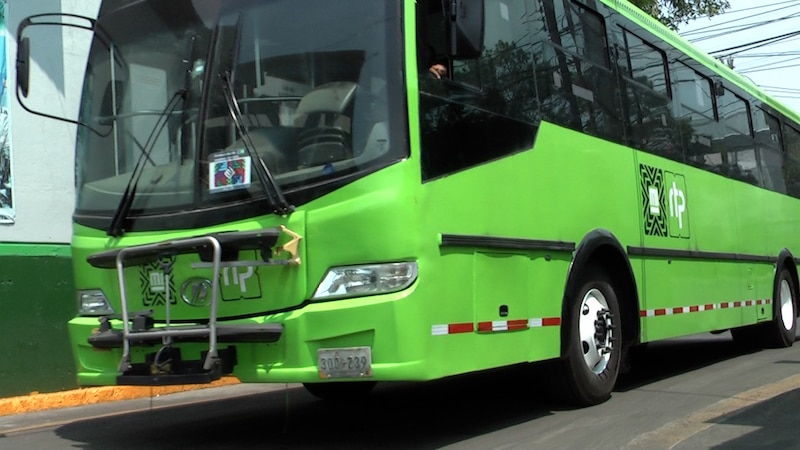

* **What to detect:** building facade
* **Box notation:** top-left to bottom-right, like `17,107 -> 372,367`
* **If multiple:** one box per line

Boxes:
0,0 -> 99,397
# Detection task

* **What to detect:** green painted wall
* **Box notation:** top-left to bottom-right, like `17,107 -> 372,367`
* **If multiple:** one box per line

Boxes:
0,244 -> 77,397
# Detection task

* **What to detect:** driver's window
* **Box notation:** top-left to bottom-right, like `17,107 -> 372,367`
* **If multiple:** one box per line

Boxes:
417,0 -> 539,181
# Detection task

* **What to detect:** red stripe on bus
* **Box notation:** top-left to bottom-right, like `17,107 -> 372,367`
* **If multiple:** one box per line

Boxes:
477,322 -> 493,332
639,299 -> 774,319
448,323 -> 474,334
438,317 -> 563,335
508,319 -> 529,330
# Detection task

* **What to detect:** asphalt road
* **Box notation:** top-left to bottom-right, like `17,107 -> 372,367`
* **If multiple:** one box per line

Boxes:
1,331 -> 799,449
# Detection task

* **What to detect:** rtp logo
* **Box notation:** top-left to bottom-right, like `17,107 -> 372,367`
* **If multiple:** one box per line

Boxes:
666,173 -> 688,238
640,164 -> 689,239
220,266 -> 262,301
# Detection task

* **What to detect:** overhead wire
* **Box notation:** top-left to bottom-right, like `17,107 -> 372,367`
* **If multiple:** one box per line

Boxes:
681,0 -> 800,42
707,30 -> 800,57
685,5 -> 800,42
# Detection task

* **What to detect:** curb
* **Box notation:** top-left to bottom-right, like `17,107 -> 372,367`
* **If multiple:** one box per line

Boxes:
0,377 -> 241,417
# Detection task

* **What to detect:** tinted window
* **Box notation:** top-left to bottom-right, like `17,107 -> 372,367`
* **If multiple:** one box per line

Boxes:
718,90 -> 759,184
619,29 -> 679,160
753,109 -> 785,193
625,32 -> 668,96
783,124 -> 800,197
534,0 -> 623,142
418,0 -> 537,180
672,62 -> 718,171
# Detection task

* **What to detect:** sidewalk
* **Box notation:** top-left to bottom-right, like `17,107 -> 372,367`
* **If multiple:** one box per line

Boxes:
0,376 -> 241,417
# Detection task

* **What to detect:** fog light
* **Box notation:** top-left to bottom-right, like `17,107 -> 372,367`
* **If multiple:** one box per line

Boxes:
78,290 -> 115,316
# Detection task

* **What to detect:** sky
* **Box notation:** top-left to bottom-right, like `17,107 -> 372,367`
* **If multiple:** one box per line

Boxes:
678,0 -> 800,113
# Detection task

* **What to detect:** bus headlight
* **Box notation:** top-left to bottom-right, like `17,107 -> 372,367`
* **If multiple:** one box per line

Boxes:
78,290 -> 115,316
312,262 -> 418,300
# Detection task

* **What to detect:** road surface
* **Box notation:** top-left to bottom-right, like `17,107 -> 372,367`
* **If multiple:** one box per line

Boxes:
1,331 -> 799,449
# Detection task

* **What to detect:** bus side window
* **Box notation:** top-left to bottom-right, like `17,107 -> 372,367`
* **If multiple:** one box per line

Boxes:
671,62 -> 718,172
617,28 -> 681,162
753,108 -> 786,194
536,0 -> 624,143
417,0 -> 538,181
416,0 -> 448,78
782,124 -> 800,197
718,89 -> 759,185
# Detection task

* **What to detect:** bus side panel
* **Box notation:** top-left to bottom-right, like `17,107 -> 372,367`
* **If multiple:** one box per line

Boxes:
418,122 -> 640,374
634,153 -> 775,342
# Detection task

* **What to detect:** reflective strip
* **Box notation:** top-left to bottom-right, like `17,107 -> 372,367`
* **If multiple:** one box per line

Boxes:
431,322 -> 474,336
432,317 -> 560,335
640,299 -> 771,317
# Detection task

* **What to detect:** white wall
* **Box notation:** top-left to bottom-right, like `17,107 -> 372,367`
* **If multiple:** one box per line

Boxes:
1,0 -> 99,243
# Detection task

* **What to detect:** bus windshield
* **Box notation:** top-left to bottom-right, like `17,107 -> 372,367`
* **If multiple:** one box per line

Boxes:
75,0 -> 403,231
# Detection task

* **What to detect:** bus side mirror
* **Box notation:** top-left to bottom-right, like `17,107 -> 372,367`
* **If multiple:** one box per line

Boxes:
447,0 -> 484,59
16,37 -> 30,98
14,13 -> 108,135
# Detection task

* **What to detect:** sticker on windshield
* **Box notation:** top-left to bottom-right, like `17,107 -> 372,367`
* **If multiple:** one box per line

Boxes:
209,149 -> 252,193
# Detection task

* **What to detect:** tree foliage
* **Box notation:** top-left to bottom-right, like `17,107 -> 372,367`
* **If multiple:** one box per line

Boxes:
628,0 -> 730,30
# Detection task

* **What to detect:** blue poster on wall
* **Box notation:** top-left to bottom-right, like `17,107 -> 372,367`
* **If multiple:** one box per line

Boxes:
0,0 -> 12,224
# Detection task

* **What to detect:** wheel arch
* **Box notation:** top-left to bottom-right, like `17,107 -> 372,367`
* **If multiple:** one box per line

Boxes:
776,248 -> 799,318
563,229 -> 641,354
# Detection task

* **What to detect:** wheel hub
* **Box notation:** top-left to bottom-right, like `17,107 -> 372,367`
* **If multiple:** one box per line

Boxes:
595,310 -> 614,356
579,288 -> 615,374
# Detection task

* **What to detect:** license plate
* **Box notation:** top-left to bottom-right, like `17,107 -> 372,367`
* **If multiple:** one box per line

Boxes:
317,347 -> 373,379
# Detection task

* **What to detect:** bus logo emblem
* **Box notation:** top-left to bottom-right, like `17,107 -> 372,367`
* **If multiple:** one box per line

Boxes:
139,257 -> 177,306
640,164 -> 689,239
181,277 -> 213,307
669,180 -> 687,231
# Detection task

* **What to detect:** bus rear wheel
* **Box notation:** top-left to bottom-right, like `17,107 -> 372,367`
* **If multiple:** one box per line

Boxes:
551,266 -> 622,406
732,268 -> 797,348
302,381 -> 376,400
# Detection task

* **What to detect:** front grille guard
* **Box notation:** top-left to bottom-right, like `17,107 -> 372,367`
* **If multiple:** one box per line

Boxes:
86,227 -> 300,377
113,236 -> 223,373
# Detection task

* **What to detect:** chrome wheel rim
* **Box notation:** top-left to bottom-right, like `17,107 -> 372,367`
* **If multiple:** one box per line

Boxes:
579,288 -> 614,374
779,278 -> 794,331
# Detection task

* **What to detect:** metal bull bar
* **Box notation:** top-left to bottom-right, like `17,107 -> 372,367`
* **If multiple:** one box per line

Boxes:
116,236 -> 222,374
86,227 -> 299,384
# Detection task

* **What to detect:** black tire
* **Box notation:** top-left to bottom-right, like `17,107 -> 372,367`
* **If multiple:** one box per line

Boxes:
732,268 -> 797,348
302,381 -> 376,400
549,265 -> 622,406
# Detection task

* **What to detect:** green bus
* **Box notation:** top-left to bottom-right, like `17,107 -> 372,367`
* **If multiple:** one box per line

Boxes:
17,0 -> 800,406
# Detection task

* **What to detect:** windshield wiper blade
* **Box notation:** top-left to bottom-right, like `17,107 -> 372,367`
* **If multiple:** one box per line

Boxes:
219,71 -> 293,215
106,89 -> 187,237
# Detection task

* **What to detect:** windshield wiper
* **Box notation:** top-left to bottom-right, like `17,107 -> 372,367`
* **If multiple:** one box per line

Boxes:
219,71 -> 294,215
106,89 -> 187,237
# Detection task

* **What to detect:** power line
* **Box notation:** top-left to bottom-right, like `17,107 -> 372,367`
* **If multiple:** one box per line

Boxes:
740,61 -> 800,74
736,52 -> 800,72
685,4 -> 800,42
681,0 -> 800,35
732,52 -> 800,58
760,85 -> 800,92
707,30 -> 800,57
